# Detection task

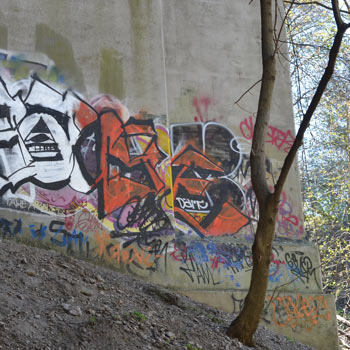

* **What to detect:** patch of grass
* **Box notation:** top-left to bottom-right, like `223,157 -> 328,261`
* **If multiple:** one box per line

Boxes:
286,336 -> 296,344
210,315 -> 225,324
132,310 -> 147,322
186,344 -> 201,350
88,315 -> 97,327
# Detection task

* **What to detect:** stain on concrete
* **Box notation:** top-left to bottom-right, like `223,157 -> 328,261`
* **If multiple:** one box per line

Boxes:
0,26 -> 8,49
99,48 -> 125,100
128,0 -> 153,97
35,23 -> 85,91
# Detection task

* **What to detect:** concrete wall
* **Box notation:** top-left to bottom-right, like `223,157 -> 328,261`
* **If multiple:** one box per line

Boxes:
0,1 -> 337,349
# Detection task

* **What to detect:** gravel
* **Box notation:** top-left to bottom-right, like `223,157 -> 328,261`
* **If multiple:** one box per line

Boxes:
0,238 -> 314,350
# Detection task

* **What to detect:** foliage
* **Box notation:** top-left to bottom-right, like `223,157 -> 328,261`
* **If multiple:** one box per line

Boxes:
286,0 -> 350,323
186,344 -> 201,350
88,315 -> 97,327
132,310 -> 147,322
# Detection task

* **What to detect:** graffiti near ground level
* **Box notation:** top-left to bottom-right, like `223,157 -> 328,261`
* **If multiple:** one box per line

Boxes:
230,291 -> 332,333
170,239 -> 321,290
268,293 -> 331,332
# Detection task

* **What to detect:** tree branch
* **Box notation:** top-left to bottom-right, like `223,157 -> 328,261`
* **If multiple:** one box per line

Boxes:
284,0 -> 350,15
273,0 -> 295,57
274,7 -> 349,198
338,314 -> 350,328
332,0 -> 343,28
344,0 -> 350,13
234,79 -> 262,105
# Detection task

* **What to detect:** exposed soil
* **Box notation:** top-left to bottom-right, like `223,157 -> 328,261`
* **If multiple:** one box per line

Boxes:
0,238 -> 314,350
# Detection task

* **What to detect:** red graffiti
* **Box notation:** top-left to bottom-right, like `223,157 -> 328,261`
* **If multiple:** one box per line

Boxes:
170,242 -> 231,272
172,145 -> 249,237
193,96 -> 223,122
239,115 -> 255,140
277,191 -> 303,238
272,253 -> 286,269
210,254 -> 229,270
78,105 -> 168,219
240,116 -> 295,152
75,101 -> 98,128
269,252 -> 286,280
170,242 -> 189,262
64,216 -> 74,231
267,126 -> 295,152
75,209 -> 103,234
35,188 -> 87,209
99,112 -> 165,216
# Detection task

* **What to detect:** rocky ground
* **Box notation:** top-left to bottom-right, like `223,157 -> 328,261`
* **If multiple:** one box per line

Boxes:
0,238 -> 315,350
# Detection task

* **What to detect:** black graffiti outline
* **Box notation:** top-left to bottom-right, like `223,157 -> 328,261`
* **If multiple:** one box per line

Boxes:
285,251 -> 318,285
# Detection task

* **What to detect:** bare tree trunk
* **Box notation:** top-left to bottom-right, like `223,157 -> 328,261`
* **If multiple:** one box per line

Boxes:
226,196 -> 278,345
226,0 -> 350,346
226,0 -> 277,344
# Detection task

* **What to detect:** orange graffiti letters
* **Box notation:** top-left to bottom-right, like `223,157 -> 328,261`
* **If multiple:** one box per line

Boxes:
268,293 -> 331,332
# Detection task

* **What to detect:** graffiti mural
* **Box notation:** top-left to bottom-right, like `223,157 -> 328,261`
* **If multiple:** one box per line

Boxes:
0,47 -> 308,282
0,50 -> 329,344
0,53 -> 308,261
0,68 -> 304,246
0,49 -> 306,249
76,100 -> 170,227
0,74 -> 89,194
171,122 -> 250,237
0,72 -> 174,250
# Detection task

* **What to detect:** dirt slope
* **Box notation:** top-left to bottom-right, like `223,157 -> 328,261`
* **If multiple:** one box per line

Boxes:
0,238 -> 314,350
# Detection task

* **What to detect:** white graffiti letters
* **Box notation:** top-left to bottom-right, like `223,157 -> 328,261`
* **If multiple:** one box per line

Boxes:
0,74 -> 92,194
175,197 -> 209,212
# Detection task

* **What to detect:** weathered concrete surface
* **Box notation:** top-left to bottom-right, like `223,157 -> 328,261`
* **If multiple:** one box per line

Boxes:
0,208 -> 322,292
0,1 -> 337,349
182,290 -> 338,350
1,0 -> 167,110
158,239 -> 323,293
